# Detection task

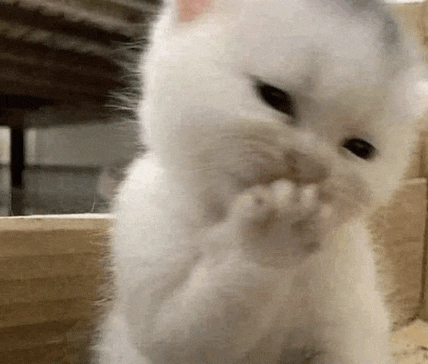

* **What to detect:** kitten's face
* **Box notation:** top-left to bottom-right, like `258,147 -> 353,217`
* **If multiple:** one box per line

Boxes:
141,0 -> 426,219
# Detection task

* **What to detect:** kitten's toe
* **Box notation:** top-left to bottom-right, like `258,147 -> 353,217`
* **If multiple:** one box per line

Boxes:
271,181 -> 320,221
231,186 -> 276,226
270,179 -> 296,212
299,184 -> 319,214
318,203 -> 333,223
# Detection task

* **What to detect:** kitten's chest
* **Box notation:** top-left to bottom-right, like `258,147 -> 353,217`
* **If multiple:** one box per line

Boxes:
237,323 -> 317,364
258,251 -> 339,363
236,258 -> 325,364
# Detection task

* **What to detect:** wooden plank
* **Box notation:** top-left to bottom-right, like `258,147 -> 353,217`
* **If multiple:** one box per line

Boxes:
393,2 -> 425,46
0,299 -> 94,328
0,229 -> 108,256
0,214 -> 111,363
371,179 -> 427,243
0,275 -> 100,305
0,343 -> 68,364
0,252 -> 101,280
369,178 -> 427,328
404,138 -> 422,179
0,213 -> 111,231
0,320 -> 76,352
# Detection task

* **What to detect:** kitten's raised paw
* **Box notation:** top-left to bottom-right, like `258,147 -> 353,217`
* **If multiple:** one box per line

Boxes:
229,180 -> 333,252
271,180 -> 319,222
230,185 -> 280,227
231,180 -> 328,227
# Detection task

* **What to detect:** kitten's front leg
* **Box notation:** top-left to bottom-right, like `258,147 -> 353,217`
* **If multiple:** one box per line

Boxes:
311,308 -> 394,364
139,180 -> 332,364
309,231 -> 394,364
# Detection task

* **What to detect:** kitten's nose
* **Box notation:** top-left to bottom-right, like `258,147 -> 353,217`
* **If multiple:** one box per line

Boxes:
284,150 -> 330,184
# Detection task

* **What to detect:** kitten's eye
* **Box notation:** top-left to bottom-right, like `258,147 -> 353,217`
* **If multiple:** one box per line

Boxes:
255,81 -> 296,117
342,138 -> 376,160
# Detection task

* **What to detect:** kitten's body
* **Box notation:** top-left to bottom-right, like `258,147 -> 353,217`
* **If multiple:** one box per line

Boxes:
98,156 -> 390,364
94,0 -> 428,363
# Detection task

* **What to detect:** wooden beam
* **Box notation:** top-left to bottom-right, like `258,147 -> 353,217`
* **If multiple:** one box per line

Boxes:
0,0 -> 150,38
0,35 -> 126,76
0,2 -> 135,46
0,104 -> 127,128
393,3 -> 426,47
0,58 -> 123,94
19,104 -> 119,128
0,109 -> 26,128
0,94 -> 53,110
0,19 -> 130,62
69,0 -> 158,23
0,67 -> 115,104
0,45 -> 125,83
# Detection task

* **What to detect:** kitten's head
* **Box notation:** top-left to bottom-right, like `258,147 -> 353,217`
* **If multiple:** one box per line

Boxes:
140,0 -> 428,220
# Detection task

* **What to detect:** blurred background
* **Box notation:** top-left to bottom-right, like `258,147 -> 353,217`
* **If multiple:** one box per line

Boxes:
0,0 -> 166,215
0,0 -> 425,216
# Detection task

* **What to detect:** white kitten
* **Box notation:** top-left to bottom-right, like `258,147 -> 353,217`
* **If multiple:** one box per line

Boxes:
94,0 -> 428,363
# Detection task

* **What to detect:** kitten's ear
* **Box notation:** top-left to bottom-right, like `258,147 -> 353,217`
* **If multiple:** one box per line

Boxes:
176,0 -> 212,22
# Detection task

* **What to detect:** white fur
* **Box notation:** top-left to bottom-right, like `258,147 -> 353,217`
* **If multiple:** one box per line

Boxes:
94,0 -> 428,363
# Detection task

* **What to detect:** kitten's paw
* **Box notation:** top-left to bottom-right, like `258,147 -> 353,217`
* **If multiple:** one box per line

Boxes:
271,180 -> 320,222
230,185 -> 279,227
229,180 -> 334,258
272,180 -> 333,237
231,180 -> 332,230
